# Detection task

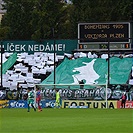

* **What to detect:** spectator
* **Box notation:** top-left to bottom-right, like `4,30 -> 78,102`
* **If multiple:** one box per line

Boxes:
120,92 -> 127,108
119,54 -> 123,59
79,80 -> 84,89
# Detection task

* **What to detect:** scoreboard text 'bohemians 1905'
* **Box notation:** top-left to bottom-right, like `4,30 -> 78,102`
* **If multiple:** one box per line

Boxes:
78,22 -> 130,44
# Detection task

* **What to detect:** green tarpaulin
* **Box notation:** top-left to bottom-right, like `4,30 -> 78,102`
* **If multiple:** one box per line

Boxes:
0,53 -> 17,74
41,57 -> 133,86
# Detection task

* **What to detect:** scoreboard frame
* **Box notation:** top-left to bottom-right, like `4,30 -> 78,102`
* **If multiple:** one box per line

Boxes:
78,22 -> 130,44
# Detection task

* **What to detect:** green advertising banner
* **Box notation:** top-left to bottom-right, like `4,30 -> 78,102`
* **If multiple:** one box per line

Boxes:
2,40 -> 78,55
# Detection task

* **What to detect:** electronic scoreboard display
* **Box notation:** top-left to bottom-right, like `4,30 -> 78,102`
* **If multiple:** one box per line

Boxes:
78,22 -> 131,50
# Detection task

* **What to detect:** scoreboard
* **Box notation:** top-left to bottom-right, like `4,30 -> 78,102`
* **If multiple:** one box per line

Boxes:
78,22 -> 131,50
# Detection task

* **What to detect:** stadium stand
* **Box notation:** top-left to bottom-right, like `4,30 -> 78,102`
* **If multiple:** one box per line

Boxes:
0,52 -> 64,91
0,51 -> 133,100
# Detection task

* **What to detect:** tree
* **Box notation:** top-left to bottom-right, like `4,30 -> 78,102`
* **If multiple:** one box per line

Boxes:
1,0 -> 67,40
1,0 -> 36,40
31,0 -> 67,40
0,0 -> 132,40
70,0 -> 132,38
0,25 -> 10,40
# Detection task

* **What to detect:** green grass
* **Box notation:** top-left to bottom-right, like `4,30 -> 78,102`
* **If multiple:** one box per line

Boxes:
0,108 -> 133,133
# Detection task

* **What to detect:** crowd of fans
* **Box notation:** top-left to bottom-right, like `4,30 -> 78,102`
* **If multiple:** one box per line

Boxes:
1,51 -> 133,90
0,51 -> 133,100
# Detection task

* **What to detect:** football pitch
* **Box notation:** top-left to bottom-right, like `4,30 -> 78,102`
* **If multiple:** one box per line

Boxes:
0,108 -> 132,133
